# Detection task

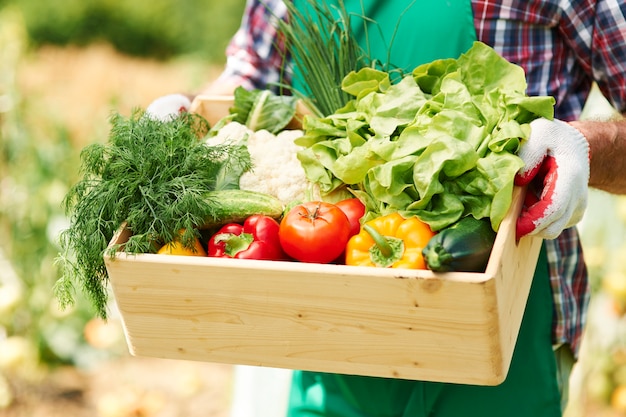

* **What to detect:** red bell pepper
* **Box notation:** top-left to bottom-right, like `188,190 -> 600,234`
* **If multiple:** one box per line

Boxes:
208,214 -> 287,260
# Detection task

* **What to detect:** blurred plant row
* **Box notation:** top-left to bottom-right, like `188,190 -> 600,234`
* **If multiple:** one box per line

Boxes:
569,187 -> 626,416
0,7 -> 117,379
0,0 -> 246,61
0,0 -> 242,385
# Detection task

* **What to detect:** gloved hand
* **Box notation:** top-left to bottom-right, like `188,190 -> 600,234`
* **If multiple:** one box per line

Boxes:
515,118 -> 590,240
145,93 -> 192,121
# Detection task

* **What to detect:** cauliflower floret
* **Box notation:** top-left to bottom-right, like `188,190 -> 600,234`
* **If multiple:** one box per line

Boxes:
205,121 -> 250,146
239,129 -> 309,204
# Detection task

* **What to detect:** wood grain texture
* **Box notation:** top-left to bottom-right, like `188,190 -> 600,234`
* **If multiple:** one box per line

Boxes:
189,95 -> 234,126
105,187 -> 542,385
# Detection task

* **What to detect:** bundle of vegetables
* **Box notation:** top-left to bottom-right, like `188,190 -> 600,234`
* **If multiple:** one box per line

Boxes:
295,41 -> 556,232
55,110 -> 288,319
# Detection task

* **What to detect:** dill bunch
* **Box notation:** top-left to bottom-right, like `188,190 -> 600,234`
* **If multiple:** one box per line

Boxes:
55,110 -> 251,319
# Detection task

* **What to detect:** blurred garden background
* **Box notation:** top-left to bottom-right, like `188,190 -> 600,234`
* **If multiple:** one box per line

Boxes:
0,0 -> 625,416
0,1 -> 243,415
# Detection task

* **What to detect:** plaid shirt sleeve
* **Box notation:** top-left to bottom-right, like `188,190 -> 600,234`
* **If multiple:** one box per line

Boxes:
214,0 -> 291,93
577,0 -> 626,113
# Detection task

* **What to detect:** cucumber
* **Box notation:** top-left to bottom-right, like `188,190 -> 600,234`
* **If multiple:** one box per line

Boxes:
200,189 -> 285,228
422,216 -> 497,273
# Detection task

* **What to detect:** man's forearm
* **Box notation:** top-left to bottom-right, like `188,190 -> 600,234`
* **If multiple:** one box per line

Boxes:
569,117 -> 626,195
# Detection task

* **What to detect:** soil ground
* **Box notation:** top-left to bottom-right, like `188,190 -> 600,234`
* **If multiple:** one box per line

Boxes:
3,356 -> 234,417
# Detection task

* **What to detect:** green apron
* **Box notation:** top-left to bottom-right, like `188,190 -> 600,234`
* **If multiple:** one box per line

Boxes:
287,1 -> 561,416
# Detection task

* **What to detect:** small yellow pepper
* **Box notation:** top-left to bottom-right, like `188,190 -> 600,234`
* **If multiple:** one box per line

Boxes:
345,212 -> 435,269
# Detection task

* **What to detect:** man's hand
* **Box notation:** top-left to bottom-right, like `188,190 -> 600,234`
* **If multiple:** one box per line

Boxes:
145,93 -> 192,121
515,118 -> 590,240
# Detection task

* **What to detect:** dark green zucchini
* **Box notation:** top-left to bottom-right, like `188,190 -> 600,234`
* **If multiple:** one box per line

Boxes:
422,216 -> 497,273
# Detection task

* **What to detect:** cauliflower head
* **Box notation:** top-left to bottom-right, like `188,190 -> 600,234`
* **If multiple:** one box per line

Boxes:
206,122 -> 309,205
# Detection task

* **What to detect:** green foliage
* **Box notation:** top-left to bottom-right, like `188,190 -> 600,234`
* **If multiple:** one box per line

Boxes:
279,0 -> 368,116
229,87 -> 299,133
57,111 -> 252,319
0,71 -> 98,367
9,0 -> 246,61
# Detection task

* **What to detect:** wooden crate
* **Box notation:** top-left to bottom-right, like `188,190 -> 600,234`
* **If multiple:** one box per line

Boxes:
105,186 -> 542,386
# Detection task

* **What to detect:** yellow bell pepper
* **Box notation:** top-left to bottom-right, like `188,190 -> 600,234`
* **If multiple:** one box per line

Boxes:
345,212 -> 435,269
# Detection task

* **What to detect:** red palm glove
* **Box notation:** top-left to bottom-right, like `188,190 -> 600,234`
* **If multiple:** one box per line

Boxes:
515,118 -> 590,240
145,93 -> 191,121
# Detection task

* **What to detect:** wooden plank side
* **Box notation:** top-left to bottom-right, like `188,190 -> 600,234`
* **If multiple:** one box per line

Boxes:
484,187 -> 543,378
107,256 -> 502,384
189,95 -> 234,126
120,318 -> 502,384
492,235 -> 543,375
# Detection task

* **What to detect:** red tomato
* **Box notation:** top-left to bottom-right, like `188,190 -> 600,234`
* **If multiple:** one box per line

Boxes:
279,201 -> 351,263
335,198 -> 366,237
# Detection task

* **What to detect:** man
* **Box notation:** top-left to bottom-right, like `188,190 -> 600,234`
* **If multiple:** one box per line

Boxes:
149,1 -> 626,415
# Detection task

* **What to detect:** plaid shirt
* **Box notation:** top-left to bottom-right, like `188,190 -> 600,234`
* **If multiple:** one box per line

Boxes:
218,0 -> 626,356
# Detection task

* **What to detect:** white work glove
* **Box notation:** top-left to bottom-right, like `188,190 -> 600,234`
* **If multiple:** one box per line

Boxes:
145,93 -> 192,121
515,118 -> 590,240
